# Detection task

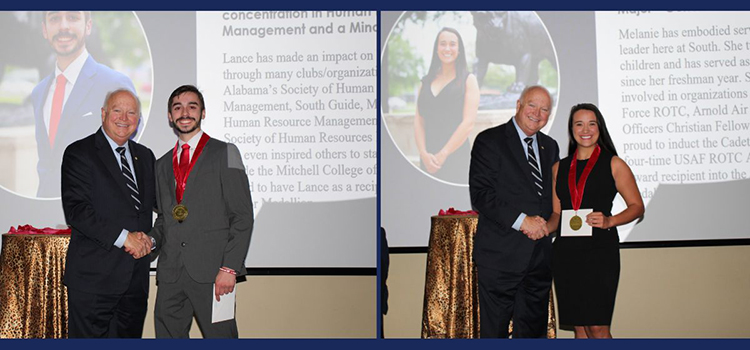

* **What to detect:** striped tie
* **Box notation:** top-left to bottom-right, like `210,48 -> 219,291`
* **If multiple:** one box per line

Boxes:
524,137 -> 543,197
116,147 -> 140,210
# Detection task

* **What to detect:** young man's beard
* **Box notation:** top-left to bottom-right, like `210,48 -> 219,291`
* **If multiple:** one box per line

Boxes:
52,33 -> 86,57
170,117 -> 201,134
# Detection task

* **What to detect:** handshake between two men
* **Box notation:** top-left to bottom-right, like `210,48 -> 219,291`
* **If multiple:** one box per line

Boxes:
520,215 -> 549,241
124,231 -> 153,259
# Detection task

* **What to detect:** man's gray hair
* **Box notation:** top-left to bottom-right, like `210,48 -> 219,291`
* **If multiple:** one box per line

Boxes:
519,85 -> 553,106
102,88 -> 142,116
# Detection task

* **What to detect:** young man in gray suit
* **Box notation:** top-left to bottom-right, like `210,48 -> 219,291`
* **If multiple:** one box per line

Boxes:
149,85 -> 254,338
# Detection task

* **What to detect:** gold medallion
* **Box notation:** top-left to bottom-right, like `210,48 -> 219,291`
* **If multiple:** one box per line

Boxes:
172,204 -> 188,223
570,215 -> 582,231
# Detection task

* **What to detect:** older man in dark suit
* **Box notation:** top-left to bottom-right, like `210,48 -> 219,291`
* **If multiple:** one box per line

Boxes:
61,88 -> 155,338
149,85 -> 253,338
469,85 -> 559,338
32,11 -> 135,198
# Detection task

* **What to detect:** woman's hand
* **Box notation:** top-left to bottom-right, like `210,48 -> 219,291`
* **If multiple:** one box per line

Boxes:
421,152 -> 441,174
435,150 -> 448,167
586,212 -> 611,229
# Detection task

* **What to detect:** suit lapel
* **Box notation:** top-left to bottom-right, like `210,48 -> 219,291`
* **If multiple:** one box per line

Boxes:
163,149 -> 177,208
537,133 -> 552,182
56,56 -> 96,149
129,140 -> 145,205
95,129 -> 136,208
504,121 -> 538,190
182,138 -> 212,202
34,75 -> 54,143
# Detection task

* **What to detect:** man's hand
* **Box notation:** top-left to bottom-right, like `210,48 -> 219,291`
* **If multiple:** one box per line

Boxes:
520,216 -> 548,240
124,231 -> 152,259
215,268 -> 236,302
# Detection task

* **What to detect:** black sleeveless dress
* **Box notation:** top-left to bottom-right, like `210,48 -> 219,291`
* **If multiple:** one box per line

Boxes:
553,149 -> 620,326
416,72 -> 471,184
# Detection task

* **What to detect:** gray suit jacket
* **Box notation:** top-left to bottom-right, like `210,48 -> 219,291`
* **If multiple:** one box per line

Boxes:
150,137 -> 253,284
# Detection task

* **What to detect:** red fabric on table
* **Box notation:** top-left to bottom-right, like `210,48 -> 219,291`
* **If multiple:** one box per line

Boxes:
438,207 -> 478,216
7,225 -> 71,235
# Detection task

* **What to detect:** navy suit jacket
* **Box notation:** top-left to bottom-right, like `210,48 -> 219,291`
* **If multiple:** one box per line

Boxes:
31,55 -> 135,198
61,128 -> 156,295
469,119 -> 559,272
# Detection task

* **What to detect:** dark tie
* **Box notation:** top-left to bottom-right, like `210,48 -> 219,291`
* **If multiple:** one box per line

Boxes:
116,146 -> 140,210
524,137 -> 543,197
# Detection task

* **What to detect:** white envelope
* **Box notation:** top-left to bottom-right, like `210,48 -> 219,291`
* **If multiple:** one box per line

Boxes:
212,284 -> 236,323
560,208 -> 593,237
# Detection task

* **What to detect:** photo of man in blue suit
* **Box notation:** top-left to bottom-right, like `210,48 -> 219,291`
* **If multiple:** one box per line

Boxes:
30,11 -> 135,198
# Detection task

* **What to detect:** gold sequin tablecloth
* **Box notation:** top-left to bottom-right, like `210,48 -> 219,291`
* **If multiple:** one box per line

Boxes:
420,215 -> 556,338
0,234 -> 70,338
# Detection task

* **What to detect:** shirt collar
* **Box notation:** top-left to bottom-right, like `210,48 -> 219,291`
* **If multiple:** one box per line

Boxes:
511,116 -> 537,143
178,130 -> 204,150
55,48 -> 89,86
102,127 -> 129,153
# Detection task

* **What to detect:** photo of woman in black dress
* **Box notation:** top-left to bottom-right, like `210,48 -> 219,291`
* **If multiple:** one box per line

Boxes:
413,27 -> 479,184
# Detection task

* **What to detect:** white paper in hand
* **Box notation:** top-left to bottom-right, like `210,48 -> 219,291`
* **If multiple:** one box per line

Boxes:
561,208 -> 593,237
212,284 -> 236,323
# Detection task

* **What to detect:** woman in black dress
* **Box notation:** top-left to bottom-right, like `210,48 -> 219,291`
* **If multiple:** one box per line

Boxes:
546,103 -> 644,338
414,27 -> 479,184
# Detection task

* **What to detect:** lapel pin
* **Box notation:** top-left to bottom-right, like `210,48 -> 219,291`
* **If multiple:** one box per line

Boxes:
134,156 -> 138,161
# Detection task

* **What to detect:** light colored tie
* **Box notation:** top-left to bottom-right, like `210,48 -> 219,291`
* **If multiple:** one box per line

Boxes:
49,74 -> 67,147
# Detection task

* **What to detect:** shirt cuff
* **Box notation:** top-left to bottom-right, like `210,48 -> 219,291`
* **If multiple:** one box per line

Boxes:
512,213 -> 526,232
114,229 -> 128,248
